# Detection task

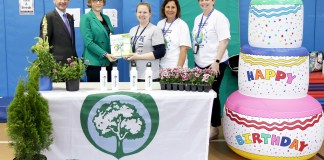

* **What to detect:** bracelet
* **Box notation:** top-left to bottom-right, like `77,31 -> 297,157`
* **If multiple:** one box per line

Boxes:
103,52 -> 108,57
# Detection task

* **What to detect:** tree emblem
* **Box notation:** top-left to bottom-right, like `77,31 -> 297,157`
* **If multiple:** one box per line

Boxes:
93,101 -> 146,156
80,92 -> 159,159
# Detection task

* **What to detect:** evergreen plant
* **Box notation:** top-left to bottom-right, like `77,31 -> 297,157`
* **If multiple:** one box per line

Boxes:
7,66 -> 53,160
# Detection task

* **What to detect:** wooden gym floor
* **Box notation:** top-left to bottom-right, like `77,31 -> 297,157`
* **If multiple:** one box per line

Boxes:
1,123 -> 323,160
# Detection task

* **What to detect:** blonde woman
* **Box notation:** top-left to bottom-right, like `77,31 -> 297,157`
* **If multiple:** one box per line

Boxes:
80,0 -> 116,82
125,2 -> 166,81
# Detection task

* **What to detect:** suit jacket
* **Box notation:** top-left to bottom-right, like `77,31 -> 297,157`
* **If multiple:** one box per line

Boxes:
40,9 -> 77,64
80,10 -> 114,67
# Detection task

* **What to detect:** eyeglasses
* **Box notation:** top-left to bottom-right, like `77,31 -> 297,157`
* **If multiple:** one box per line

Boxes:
92,0 -> 103,3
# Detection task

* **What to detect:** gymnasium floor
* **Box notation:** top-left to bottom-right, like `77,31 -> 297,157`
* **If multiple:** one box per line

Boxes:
1,123 -> 323,160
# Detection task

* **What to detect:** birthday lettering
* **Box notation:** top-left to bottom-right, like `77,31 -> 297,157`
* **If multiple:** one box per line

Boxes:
247,69 -> 296,84
235,133 -> 308,152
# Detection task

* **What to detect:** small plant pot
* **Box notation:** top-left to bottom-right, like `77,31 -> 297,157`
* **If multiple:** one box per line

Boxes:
172,83 -> 178,91
185,84 -> 191,91
204,84 -> 212,92
166,83 -> 172,90
191,84 -> 197,91
197,85 -> 204,92
160,83 -> 166,90
178,84 -> 185,91
66,78 -> 80,91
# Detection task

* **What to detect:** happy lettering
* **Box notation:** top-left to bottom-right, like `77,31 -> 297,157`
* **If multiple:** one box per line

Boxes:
246,69 -> 296,84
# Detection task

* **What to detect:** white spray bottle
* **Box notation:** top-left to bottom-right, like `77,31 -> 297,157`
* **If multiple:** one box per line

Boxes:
145,62 -> 153,91
130,61 -> 138,90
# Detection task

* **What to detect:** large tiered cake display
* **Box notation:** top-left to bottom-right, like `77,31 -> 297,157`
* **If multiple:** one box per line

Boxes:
223,0 -> 324,159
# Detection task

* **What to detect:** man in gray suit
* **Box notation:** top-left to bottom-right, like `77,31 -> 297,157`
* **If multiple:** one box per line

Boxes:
40,0 -> 77,64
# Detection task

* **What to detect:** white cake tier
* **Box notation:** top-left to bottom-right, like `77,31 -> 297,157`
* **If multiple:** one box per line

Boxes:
238,46 -> 309,99
248,4 -> 303,48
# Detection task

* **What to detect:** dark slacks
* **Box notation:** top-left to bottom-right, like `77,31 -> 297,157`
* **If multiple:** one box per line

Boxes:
196,62 -> 227,127
86,65 -> 113,82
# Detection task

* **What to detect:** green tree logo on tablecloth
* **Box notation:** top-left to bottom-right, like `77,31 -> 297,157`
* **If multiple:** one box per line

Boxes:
93,101 -> 146,156
80,92 -> 159,159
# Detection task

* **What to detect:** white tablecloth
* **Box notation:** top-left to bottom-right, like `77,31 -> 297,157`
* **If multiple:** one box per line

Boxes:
42,82 -> 216,160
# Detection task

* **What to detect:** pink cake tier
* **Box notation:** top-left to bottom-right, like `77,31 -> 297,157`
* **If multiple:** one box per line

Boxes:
239,45 -> 309,99
223,91 -> 324,159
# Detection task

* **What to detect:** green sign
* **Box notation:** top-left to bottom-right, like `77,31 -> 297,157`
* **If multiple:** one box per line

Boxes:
80,92 -> 159,159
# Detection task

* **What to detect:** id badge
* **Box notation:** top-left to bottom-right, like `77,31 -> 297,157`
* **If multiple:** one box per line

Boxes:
193,44 -> 199,54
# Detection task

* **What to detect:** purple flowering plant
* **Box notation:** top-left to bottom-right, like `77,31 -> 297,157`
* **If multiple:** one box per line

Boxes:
61,57 -> 89,80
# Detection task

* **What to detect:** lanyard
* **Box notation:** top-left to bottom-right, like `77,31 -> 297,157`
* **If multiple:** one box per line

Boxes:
195,9 -> 214,43
162,18 -> 176,36
132,23 -> 149,51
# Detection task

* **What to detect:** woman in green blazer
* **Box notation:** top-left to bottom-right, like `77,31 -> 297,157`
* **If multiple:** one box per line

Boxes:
80,0 -> 117,82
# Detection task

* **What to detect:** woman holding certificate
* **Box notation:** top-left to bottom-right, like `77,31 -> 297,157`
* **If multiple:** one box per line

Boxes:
80,0 -> 117,82
157,0 -> 191,69
125,2 -> 166,81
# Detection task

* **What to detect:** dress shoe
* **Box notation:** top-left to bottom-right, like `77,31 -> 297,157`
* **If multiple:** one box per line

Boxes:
209,126 -> 219,141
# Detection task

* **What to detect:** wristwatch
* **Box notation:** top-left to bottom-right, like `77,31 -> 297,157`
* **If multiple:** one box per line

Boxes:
215,59 -> 220,63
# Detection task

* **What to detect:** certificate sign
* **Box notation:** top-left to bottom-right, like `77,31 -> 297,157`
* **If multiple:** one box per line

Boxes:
110,34 -> 133,58
19,0 -> 34,15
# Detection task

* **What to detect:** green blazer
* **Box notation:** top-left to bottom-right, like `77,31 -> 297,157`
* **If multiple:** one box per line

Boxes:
80,10 -> 114,66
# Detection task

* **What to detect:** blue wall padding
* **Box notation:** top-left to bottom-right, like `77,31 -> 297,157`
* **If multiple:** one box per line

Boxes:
302,0 -> 316,51
0,107 -> 7,123
69,0 -> 85,58
142,0 -> 162,25
315,0 -> 324,51
122,0 -> 140,34
5,0 -> 45,96
0,97 -> 13,123
0,0 -> 7,96
105,0 -> 123,34
239,0 -> 250,46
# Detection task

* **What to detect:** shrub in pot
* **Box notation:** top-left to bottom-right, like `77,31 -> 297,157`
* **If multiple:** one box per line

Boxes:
7,66 -> 53,160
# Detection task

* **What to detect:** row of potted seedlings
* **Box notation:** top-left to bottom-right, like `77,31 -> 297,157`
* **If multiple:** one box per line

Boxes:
159,67 -> 216,92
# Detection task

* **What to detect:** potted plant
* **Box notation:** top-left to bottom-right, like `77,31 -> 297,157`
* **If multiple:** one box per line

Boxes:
7,65 -> 53,160
159,68 -> 172,90
180,68 -> 193,91
187,67 -> 202,91
61,57 -> 88,91
198,68 -> 217,92
28,37 -> 60,90
159,69 -> 166,90
169,68 -> 182,90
